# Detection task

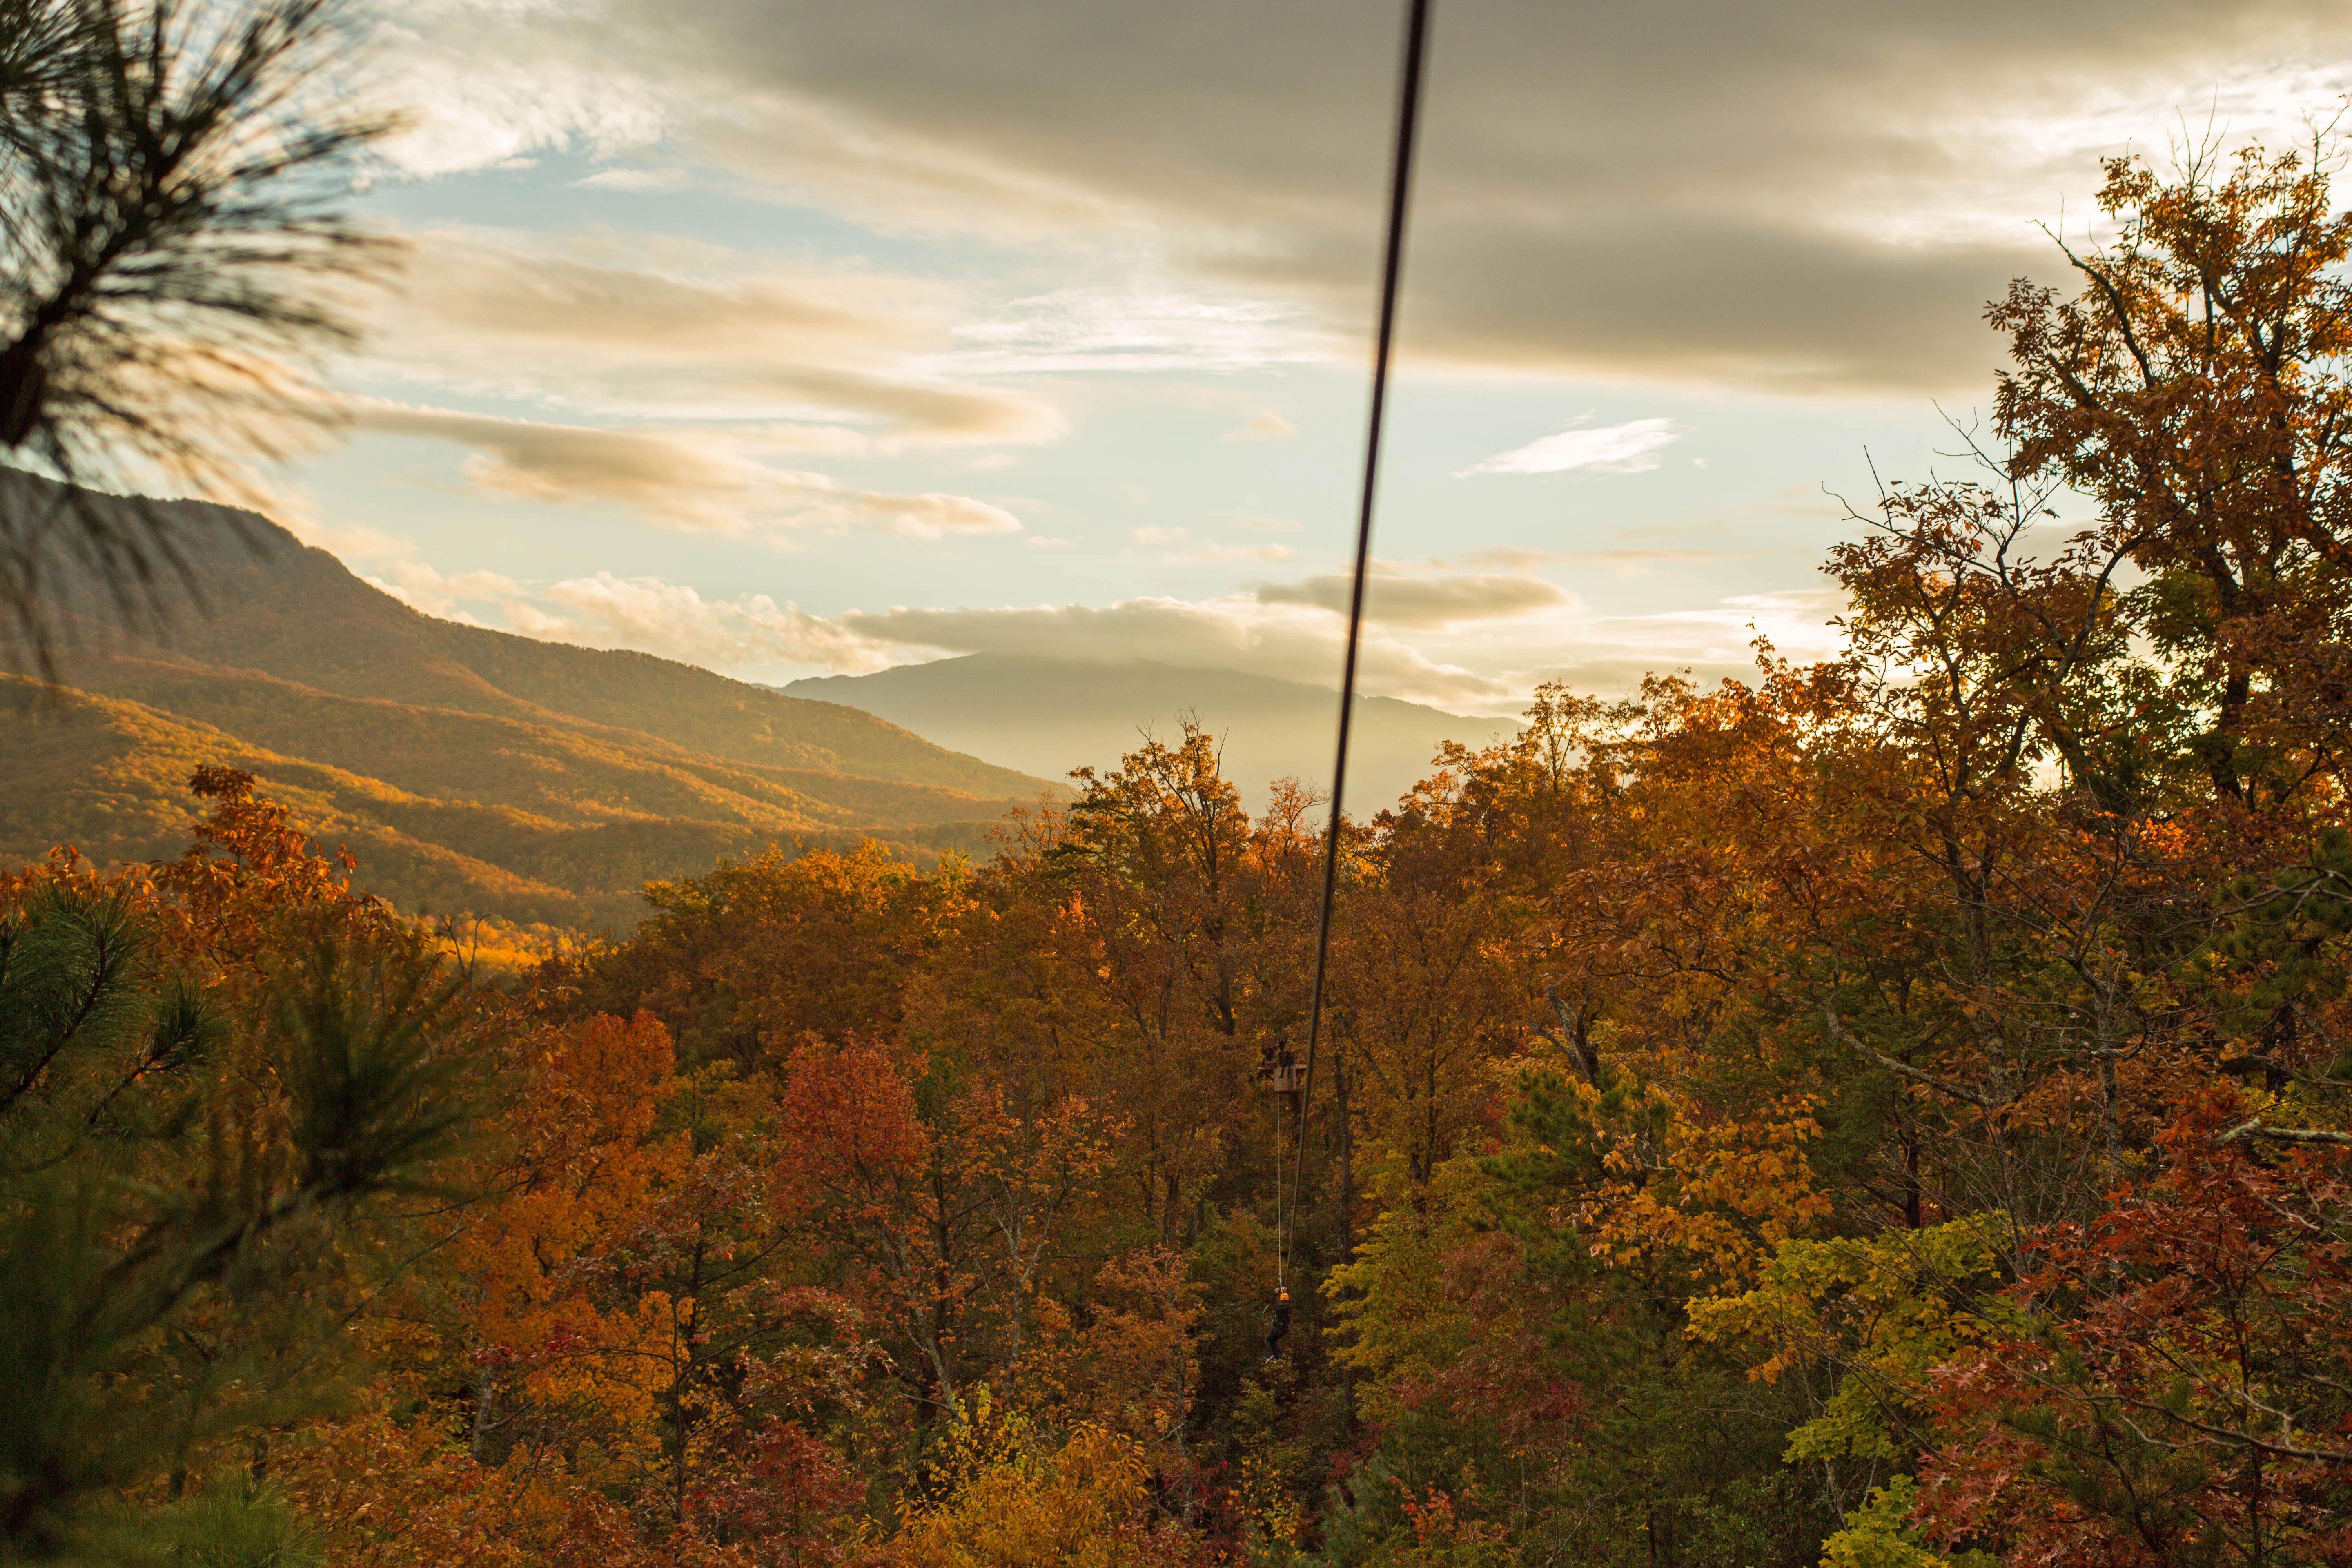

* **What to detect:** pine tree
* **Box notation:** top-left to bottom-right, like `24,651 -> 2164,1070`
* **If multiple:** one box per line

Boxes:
0,0 -> 400,670
0,876 -> 482,1561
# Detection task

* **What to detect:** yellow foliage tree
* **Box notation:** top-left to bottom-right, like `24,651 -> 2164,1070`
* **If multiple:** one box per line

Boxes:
886,1399 -> 1202,1568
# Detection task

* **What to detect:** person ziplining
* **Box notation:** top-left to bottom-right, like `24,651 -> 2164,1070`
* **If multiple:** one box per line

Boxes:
1263,1287 -> 1294,1363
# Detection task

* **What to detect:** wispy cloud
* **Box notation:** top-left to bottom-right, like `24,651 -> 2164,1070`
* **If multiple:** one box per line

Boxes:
516,573 -> 899,673
1256,572 -> 1570,628
357,229 -> 1065,447
950,287 -> 1336,375
837,597 -> 1507,706
1457,418 -> 1683,478
1222,411 -> 1298,442
357,401 -> 1025,541
354,548 -> 1849,711
372,563 -> 902,676
1432,545 -> 1568,571
374,0 -> 2352,395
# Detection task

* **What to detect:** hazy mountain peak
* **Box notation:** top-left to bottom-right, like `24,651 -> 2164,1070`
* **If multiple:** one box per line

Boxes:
787,652 -> 1523,809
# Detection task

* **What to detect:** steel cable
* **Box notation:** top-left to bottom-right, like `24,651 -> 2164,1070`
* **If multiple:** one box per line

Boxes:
1280,0 -> 1432,1288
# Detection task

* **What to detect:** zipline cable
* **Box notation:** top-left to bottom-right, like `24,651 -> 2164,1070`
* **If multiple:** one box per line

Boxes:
1281,0 -> 1433,1290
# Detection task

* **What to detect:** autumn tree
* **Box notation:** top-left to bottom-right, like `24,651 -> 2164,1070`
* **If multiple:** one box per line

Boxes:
1918,1095 -> 2352,1566
1994,142 -> 2352,796
575,842 -> 958,1070
1049,726 -> 1293,1243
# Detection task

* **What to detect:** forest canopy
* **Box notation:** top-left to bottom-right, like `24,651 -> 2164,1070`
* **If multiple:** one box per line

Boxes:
9,142 -> 2352,1568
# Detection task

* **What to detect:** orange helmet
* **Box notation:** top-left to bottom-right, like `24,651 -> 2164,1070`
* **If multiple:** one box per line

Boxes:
1278,1289 -> 1291,1303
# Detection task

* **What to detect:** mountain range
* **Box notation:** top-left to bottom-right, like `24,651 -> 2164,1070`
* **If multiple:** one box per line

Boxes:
6,482 -> 1526,935
786,655 -> 1521,811
1,485 -> 1060,932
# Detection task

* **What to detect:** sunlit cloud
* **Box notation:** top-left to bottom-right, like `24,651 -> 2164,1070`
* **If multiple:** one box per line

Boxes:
356,402 -> 1026,540
368,560 -> 523,623
947,287 -> 1337,375
572,166 -> 690,191
360,0 -> 2352,394
1222,411 -> 1299,441
348,542 -> 1854,713
465,0 -> 2347,393
355,229 -> 1067,445
374,2 -> 669,177
835,596 -> 1507,706
1457,418 -> 1683,477
1256,571 -> 1570,628
515,572 -> 898,672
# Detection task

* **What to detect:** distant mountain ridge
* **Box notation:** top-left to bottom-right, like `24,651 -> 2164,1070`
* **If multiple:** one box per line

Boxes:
2,482 -> 1062,930
788,654 -> 1523,812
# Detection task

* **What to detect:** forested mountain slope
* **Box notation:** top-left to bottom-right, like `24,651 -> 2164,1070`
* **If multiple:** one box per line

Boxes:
0,484 -> 1060,929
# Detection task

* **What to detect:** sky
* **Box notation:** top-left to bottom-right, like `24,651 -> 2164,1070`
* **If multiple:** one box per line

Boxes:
272,0 -> 2352,717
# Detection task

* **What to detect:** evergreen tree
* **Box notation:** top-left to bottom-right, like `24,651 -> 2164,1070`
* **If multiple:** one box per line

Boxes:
0,877 -> 482,1561
0,0 -> 399,670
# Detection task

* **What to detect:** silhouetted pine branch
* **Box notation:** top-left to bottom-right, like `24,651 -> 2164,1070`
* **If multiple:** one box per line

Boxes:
0,0 -> 401,675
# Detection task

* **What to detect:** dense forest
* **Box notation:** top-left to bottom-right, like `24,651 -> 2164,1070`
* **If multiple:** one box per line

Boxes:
10,146 -> 2352,1568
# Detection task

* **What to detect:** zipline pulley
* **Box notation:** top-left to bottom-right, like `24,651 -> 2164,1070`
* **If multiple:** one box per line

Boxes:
1260,1040 -> 1305,1096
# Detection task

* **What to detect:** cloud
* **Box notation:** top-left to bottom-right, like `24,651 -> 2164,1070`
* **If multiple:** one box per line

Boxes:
513,572 -> 900,673
374,17 -> 669,178
1433,545 -> 1568,570
491,0 -> 2350,394
1190,541 -> 1297,563
359,230 -> 1066,446
863,492 -> 1025,539
572,166 -> 689,191
317,523 -> 914,678
1256,572 -> 1570,627
1561,588 -> 1849,673
1223,411 -> 1298,441
282,513 -> 410,564
822,581 -> 1845,711
361,402 -> 775,530
1458,418 -> 1682,477
332,543 -> 1851,711
952,288 -> 1336,374
356,401 -> 1025,539
370,560 -> 523,621
837,596 -> 1510,706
